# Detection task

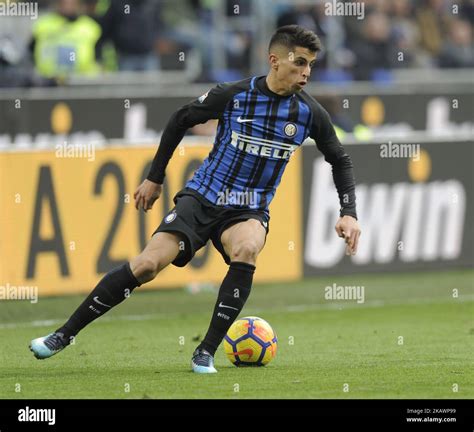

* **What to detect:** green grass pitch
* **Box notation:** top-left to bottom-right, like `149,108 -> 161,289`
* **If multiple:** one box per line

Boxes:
0,269 -> 472,399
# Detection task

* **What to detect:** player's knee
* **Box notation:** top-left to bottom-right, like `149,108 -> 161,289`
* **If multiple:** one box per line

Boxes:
230,240 -> 260,263
130,255 -> 162,283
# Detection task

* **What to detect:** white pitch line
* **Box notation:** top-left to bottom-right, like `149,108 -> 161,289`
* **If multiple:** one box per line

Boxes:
0,295 -> 473,330
284,294 -> 474,312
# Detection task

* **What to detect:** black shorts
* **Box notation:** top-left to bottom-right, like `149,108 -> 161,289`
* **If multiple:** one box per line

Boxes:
153,188 -> 270,267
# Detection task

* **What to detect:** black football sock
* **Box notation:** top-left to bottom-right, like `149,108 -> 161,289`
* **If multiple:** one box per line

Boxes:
56,263 -> 141,341
198,261 -> 256,356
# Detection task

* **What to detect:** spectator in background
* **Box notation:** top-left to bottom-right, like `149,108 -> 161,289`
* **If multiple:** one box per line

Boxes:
350,12 -> 396,80
416,0 -> 449,59
224,30 -> 252,76
460,0 -> 474,26
0,36 -> 57,88
158,0 -> 203,74
98,0 -> 161,71
438,18 -> 474,68
30,0 -> 102,78
343,0 -> 382,49
389,0 -> 429,68
224,0 -> 252,77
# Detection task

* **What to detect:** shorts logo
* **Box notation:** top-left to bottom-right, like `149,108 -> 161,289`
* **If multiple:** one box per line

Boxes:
262,221 -> 268,228
284,122 -> 297,137
164,211 -> 177,224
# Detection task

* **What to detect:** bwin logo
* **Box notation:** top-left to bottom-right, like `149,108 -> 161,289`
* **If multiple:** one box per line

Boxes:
18,406 -> 56,426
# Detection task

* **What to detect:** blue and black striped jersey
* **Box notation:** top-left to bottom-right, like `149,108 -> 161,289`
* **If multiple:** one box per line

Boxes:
148,76 -> 357,218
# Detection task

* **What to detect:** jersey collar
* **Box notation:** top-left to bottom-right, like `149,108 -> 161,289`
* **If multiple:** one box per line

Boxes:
256,76 -> 294,99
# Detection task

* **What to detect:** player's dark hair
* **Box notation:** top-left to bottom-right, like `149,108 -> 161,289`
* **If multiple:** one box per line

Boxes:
269,25 -> 322,53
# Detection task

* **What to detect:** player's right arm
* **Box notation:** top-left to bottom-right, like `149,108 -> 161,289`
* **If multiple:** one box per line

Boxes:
134,82 -> 240,212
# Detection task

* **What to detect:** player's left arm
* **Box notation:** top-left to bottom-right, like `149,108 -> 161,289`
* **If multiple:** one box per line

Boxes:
310,105 -> 361,255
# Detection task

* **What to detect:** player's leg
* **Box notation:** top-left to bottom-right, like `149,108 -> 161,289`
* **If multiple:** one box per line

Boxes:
192,218 -> 266,373
29,232 -> 182,359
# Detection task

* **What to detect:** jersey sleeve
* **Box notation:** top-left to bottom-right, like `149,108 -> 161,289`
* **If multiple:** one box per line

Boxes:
147,83 -> 236,184
309,103 -> 357,219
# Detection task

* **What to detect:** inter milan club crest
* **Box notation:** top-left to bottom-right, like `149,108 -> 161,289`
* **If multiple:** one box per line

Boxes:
164,211 -> 177,223
284,122 -> 297,137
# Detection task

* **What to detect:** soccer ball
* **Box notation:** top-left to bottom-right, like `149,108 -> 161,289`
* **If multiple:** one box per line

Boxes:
223,316 -> 277,366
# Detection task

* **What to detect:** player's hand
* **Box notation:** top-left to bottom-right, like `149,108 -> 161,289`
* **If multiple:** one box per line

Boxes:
335,215 -> 361,256
133,179 -> 162,212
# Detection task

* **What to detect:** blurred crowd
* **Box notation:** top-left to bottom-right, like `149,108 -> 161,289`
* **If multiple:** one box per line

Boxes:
0,0 -> 473,87
278,0 -> 474,80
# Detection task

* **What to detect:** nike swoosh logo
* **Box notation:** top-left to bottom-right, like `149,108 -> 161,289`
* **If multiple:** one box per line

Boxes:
233,349 -> 253,358
237,116 -> 255,123
218,302 -> 239,311
93,296 -> 111,308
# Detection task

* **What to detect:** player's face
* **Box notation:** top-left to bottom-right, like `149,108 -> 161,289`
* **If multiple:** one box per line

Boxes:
277,47 -> 317,93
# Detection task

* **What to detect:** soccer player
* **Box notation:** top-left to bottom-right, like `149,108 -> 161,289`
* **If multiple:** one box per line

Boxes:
30,25 -> 361,373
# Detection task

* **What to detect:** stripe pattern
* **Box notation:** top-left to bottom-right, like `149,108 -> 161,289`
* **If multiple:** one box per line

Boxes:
186,77 -> 313,214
